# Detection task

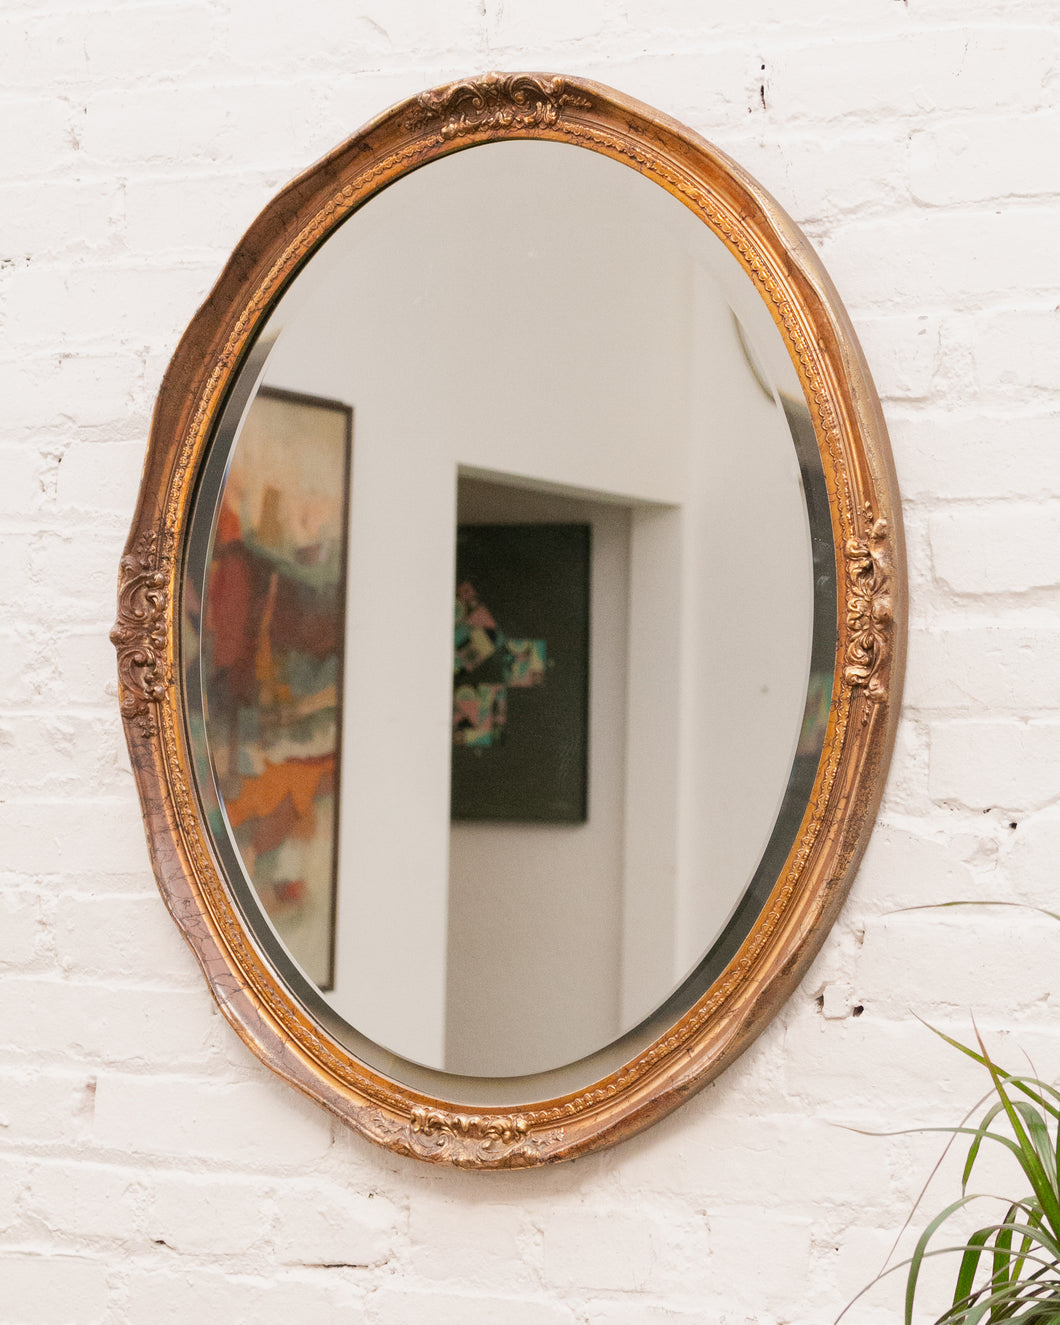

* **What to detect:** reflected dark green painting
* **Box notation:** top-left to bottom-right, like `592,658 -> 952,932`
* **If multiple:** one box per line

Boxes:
451,523 -> 590,823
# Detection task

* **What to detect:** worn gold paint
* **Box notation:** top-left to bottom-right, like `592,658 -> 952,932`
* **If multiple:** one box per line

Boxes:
113,73 -> 906,1168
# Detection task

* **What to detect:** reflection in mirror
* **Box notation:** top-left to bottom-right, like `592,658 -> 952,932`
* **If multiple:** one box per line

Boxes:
185,138 -> 834,1088
198,387 -> 351,990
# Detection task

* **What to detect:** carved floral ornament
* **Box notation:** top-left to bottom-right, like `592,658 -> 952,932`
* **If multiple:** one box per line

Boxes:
112,73 -> 905,1168
404,72 -> 593,139
110,531 -> 172,739
375,1110 -> 566,1168
844,512 -> 894,705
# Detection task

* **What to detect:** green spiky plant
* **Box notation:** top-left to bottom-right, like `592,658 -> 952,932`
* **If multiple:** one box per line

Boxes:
843,904 -> 1060,1325
901,1022 -> 1060,1323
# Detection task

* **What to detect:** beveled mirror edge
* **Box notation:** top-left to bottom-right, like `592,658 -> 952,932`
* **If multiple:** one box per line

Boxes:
112,71 -> 906,1169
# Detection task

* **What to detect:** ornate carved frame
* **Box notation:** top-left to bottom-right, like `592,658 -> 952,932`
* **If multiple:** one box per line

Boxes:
114,73 -> 905,1169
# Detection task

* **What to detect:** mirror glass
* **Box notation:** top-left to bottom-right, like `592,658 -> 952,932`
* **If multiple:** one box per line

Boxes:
183,139 -> 835,1092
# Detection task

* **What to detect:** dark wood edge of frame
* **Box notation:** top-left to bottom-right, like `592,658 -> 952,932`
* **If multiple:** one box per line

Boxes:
112,71 -> 907,1169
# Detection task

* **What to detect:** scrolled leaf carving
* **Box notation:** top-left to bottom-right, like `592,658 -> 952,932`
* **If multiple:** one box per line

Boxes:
380,1108 -> 564,1168
843,514 -> 892,704
111,531 -> 172,737
404,72 -> 592,141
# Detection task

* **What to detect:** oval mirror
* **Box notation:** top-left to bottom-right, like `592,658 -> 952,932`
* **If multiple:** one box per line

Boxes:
114,73 -> 904,1167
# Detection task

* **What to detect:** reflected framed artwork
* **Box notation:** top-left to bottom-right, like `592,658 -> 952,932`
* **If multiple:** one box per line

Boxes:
198,387 -> 352,990
452,522 -> 590,823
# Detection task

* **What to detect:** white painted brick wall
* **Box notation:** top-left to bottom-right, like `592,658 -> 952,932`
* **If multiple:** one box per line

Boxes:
3,2 -> 1059,1322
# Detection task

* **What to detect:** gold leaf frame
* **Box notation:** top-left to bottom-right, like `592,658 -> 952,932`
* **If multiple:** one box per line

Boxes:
114,73 -> 906,1168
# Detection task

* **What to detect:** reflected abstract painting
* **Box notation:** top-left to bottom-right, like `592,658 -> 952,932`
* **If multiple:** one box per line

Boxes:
451,523 -> 590,822
201,388 -> 352,989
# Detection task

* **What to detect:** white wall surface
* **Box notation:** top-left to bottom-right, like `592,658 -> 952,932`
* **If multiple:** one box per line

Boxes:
2,2 -> 1059,1322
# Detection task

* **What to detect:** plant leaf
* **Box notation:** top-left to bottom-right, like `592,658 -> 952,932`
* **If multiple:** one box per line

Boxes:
915,1021 -> 1060,1240
962,1102 -> 1008,1193
953,1225 -> 992,1308
907,1197 -> 984,1325
971,1028 -> 1060,1243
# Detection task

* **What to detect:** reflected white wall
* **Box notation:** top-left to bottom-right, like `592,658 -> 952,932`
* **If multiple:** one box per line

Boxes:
446,479 -> 633,1076
255,139 -> 813,1076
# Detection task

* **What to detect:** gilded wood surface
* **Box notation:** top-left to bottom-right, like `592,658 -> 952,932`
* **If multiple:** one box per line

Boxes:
110,531 -> 173,738
844,510 -> 893,704
113,72 -> 906,1169
404,71 -> 592,138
